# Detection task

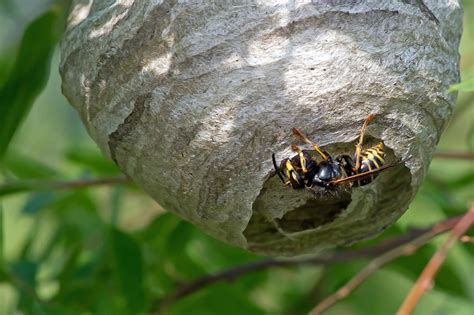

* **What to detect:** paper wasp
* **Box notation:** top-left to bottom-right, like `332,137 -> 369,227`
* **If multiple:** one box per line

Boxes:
272,114 -> 393,190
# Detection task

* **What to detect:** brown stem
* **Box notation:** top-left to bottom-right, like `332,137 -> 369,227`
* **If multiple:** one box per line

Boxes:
397,204 -> 474,315
0,176 -> 130,196
47,176 -> 130,189
308,214 -> 464,315
433,151 -> 474,160
154,215 -> 463,312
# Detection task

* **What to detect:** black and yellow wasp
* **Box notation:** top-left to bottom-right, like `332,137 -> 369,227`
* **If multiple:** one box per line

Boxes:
272,114 -> 392,190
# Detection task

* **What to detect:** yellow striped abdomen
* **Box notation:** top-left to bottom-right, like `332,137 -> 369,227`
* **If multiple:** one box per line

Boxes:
357,143 -> 385,185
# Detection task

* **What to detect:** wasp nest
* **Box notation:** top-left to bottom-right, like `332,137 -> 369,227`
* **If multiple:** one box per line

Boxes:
60,0 -> 462,256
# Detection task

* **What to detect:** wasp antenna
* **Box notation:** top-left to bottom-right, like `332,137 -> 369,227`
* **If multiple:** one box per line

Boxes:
354,114 -> 376,170
329,163 -> 398,186
272,153 -> 286,183
291,128 -> 305,141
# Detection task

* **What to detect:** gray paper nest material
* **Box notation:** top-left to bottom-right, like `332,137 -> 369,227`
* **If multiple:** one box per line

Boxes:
60,0 -> 462,256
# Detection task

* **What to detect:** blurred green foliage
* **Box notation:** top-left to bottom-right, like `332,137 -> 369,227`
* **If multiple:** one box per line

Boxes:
0,2 -> 66,158
449,77 -> 474,92
0,1 -> 473,315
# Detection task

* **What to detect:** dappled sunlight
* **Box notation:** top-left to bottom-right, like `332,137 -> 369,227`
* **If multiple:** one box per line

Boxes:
68,0 -> 93,27
141,52 -> 173,76
88,1 -> 134,39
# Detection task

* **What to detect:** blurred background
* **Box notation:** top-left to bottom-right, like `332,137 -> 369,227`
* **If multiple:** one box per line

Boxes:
0,1 -> 472,314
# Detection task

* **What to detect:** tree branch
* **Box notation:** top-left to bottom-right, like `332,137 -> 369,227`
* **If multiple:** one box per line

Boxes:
154,215 -> 463,312
397,204 -> 474,315
0,176 -> 130,196
308,216 -> 458,314
433,151 -> 474,160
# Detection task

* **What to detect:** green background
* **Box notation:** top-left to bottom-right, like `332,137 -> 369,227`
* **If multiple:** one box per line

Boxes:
0,1 -> 473,314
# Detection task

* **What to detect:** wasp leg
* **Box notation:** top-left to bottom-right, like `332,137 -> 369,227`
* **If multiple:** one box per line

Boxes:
354,114 -> 375,171
272,153 -> 286,184
291,144 -> 309,173
291,128 -> 328,161
285,160 -> 304,187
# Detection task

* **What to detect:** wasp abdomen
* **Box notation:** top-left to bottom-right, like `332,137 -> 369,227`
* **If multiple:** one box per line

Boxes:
357,143 -> 386,186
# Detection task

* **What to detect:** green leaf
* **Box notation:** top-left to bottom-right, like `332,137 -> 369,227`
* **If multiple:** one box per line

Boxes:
50,191 -> 102,244
0,50 -> 15,87
0,8 -> 61,158
165,221 -> 195,257
66,148 -> 121,176
0,203 -> 3,267
186,229 -> 259,273
0,180 -> 40,196
449,77 -> 474,92
111,228 -> 146,313
138,214 -> 182,295
3,152 -> 59,179
163,221 -> 206,279
166,283 -> 266,315
388,244 -> 469,299
11,259 -> 38,289
110,186 -> 125,225
313,262 -> 365,298
0,179 -> 60,197
0,176 -> 126,198
22,192 -> 55,215
137,212 -> 181,252
421,176 -> 472,216
0,0 -> 17,16
56,244 -> 82,292
10,259 -> 47,314
444,172 -> 474,189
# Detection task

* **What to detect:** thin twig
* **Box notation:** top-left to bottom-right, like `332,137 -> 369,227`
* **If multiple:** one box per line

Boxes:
433,151 -> 474,160
154,216 -> 462,312
46,176 -> 130,189
460,235 -> 474,244
308,214 -> 464,315
0,176 -> 130,196
397,204 -> 474,315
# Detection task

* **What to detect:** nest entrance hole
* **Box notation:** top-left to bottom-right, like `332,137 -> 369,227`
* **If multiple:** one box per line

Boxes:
244,136 -> 396,245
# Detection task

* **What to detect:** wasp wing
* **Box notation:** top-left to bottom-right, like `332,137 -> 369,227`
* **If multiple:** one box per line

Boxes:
329,163 -> 399,186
